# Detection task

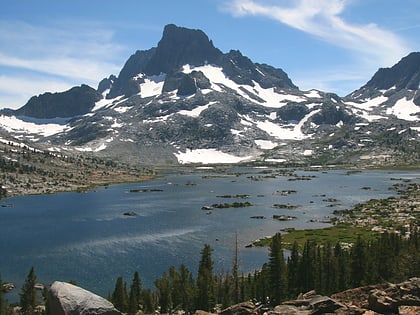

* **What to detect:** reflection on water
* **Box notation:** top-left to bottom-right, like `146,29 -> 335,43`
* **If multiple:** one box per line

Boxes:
0,167 -> 418,300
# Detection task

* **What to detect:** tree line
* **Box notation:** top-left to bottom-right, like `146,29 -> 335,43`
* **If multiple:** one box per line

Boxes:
2,229 -> 420,314
108,229 -> 420,314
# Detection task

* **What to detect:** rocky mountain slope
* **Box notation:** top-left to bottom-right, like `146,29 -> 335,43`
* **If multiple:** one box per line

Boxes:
0,137 -> 153,198
0,24 -> 419,166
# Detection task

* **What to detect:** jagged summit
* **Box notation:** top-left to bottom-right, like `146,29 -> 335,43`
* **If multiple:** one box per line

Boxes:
107,24 -> 222,99
363,52 -> 420,91
106,24 -> 296,99
348,52 -> 420,101
144,24 -> 223,75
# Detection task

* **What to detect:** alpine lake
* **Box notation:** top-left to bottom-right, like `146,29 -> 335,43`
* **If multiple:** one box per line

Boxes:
1,166 -> 419,301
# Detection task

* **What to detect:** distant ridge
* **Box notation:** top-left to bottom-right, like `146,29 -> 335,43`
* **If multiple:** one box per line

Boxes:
13,84 -> 101,119
0,24 -> 419,166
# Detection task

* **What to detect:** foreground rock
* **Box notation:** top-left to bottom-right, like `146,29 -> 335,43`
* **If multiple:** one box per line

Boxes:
220,301 -> 259,315
48,281 -> 122,315
208,278 -> 420,315
332,278 -> 420,314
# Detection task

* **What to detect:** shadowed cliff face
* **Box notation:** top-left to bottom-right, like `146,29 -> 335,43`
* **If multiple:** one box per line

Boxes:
14,85 -> 101,119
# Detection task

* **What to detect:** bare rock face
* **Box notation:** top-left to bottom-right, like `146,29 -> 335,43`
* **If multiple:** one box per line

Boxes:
48,281 -> 122,315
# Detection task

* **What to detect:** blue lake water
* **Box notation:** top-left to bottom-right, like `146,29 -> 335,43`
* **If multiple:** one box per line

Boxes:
0,167 -> 419,301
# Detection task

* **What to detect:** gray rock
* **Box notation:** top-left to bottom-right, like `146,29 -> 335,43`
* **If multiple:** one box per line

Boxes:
48,281 -> 122,315
308,295 -> 344,314
272,304 -> 310,314
220,301 -> 258,315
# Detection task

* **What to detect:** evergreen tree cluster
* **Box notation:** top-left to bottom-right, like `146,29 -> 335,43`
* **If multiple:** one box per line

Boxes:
244,230 -> 420,305
2,229 -> 420,314
107,230 -> 420,314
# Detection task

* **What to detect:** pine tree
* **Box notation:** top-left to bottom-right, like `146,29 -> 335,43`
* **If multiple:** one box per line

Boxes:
168,266 -> 181,310
321,242 -> 339,295
140,289 -> 155,314
196,244 -> 215,311
298,240 -> 316,292
178,264 -> 195,313
335,242 -> 350,292
128,272 -> 142,315
350,236 -> 367,287
232,233 -> 239,304
268,233 -> 287,305
112,277 -> 128,313
255,264 -> 269,304
155,272 -> 172,313
287,241 -> 300,298
20,267 -> 38,315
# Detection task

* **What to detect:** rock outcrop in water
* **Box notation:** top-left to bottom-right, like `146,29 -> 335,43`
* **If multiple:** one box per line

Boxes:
48,281 -> 122,315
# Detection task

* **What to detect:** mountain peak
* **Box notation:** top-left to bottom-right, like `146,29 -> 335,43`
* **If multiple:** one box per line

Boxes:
363,52 -> 420,91
143,24 -> 223,75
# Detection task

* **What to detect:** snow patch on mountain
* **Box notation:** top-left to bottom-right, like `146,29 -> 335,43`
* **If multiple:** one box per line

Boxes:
386,97 -> 420,121
182,64 -> 304,107
178,102 -> 214,117
304,90 -> 323,98
0,115 -> 69,137
241,109 -> 319,140
75,142 -> 108,152
303,149 -> 314,156
175,148 -> 253,164
255,139 -> 277,149
139,73 -> 166,98
113,106 -> 132,114
346,95 -> 388,110
93,95 -> 126,112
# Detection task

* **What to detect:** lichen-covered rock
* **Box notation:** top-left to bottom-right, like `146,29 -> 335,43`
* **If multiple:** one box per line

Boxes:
48,281 -> 122,315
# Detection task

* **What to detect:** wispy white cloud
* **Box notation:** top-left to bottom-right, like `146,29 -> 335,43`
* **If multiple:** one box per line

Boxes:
223,0 -> 411,66
0,52 -> 120,83
0,20 -> 123,81
0,20 -> 126,109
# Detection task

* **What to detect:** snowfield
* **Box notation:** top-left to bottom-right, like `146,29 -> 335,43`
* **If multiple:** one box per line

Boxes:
0,115 -> 69,137
386,97 -> 420,121
138,73 -> 166,98
175,148 -> 254,164
255,139 -> 277,149
182,64 -> 306,107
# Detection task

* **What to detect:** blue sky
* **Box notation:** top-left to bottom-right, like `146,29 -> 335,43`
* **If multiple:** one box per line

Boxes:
0,0 -> 419,109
